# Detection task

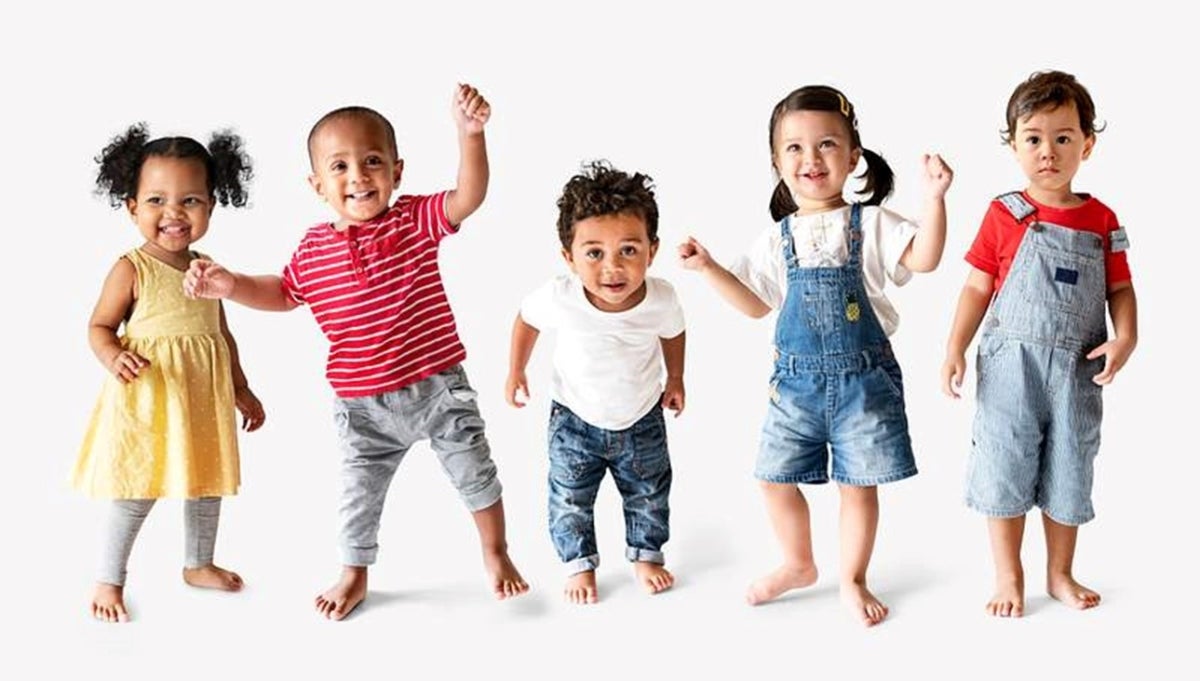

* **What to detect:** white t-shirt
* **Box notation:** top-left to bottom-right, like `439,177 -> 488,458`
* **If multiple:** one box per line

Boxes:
728,205 -> 918,336
520,274 -> 686,430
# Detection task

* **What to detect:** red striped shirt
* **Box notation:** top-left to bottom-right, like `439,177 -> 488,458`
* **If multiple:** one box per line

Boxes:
281,192 -> 466,398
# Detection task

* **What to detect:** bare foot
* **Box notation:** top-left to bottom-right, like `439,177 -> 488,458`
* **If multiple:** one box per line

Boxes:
183,564 -> 244,591
1048,573 -> 1100,610
564,570 -> 598,604
746,563 -> 818,605
841,581 -> 889,626
484,550 -> 529,600
986,574 -> 1025,617
315,566 -> 368,621
91,583 -> 130,623
634,562 -> 674,594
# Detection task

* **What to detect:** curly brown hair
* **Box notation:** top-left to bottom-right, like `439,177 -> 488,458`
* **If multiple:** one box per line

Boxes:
1003,70 -> 1103,144
556,160 -> 659,250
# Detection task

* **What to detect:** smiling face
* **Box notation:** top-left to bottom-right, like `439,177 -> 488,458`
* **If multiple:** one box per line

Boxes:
772,110 -> 861,214
126,155 -> 212,263
308,115 -> 403,229
1011,100 -> 1095,206
563,212 -> 658,313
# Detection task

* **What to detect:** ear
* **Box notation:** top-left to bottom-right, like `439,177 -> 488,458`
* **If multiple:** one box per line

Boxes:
393,158 -> 404,188
1081,134 -> 1096,161
308,172 -> 324,200
125,197 -> 138,222
561,246 -> 576,272
850,147 -> 862,168
647,240 -> 660,266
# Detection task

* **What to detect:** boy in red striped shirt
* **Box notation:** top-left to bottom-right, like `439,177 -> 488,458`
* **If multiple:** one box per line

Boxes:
185,83 -> 528,619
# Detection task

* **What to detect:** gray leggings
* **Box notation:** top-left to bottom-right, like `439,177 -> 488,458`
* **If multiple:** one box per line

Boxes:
99,497 -> 221,586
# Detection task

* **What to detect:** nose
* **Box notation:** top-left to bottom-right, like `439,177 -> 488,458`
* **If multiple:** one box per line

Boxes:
1038,141 -> 1056,160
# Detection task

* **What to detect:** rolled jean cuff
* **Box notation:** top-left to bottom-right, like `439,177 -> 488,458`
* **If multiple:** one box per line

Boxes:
625,547 -> 664,564
565,554 -> 600,576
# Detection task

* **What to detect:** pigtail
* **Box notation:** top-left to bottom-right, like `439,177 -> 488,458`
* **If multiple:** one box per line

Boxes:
769,179 -> 797,222
207,130 -> 253,207
95,123 -> 150,208
855,148 -> 894,206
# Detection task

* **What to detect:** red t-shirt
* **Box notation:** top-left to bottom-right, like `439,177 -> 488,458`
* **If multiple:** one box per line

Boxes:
281,192 -> 466,399
965,192 -> 1132,293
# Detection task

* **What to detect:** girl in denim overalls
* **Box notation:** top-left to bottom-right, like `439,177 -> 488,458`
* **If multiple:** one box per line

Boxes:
942,71 -> 1137,618
681,85 -> 952,626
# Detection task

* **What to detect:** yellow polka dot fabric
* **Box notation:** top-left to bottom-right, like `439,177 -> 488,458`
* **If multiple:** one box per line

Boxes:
71,249 -> 240,499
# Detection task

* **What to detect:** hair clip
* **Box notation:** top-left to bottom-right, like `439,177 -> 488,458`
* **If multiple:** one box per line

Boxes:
836,93 -> 851,118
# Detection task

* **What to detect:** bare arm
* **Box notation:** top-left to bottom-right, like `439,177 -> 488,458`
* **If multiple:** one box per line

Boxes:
678,237 -> 772,318
445,84 -> 490,226
660,331 -> 686,416
88,257 -> 148,383
1087,282 -> 1138,385
505,314 -> 540,407
185,259 -> 299,312
940,267 -> 995,398
219,304 -> 265,431
901,153 -> 953,273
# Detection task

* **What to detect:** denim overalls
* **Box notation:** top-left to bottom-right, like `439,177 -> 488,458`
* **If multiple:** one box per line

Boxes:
966,192 -> 1108,525
755,204 -> 917,486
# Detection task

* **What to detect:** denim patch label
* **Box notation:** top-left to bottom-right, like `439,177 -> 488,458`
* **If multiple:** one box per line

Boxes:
1110,227 -> 1130,252
1054,267 -> 1079,285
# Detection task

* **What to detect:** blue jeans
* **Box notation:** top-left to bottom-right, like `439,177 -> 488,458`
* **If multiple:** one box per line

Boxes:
547,401 -> 671,574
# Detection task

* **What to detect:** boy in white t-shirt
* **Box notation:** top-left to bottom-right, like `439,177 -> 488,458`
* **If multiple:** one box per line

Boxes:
506,161 -> 685,605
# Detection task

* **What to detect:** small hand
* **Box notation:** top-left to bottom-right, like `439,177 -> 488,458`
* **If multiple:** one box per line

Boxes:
505,371 -> 529,408
234,385 -> 265,432
452,83 -> 491,135
184,259 -> 235,299
1086,336 -> 1135,385
108,350 -> 149,384
661,377 -> 685,417
678,237 -> 714,272
923,153 -> 953,200
941,353 -> 966,398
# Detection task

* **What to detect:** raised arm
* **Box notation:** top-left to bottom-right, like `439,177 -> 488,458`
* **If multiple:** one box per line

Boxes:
218,303 -> 265,432
678,237 -> 772,318
901,153 -> 953,273
940,267 -> 995,398
660,331 -> 686,416
445,83 -> 491,226
184,259 -> 299,312
505,313 -> 540,407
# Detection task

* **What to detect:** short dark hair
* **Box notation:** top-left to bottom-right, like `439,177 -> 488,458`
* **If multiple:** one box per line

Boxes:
306,106 -> 398,167
94,122 -> 252,208
1003,70 -> 1103,144
556,160 -> 659,250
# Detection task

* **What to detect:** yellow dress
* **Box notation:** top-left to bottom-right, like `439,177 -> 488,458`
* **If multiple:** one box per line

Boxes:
72,249 -> 240,499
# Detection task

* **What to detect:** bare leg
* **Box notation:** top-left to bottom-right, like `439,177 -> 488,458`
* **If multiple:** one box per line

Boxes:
1043,513 -> 1100,609
564,570 -> 598,604
472,498 -> 528,599
986,515 -> 1026,617
746,482 -> 819,605
315,566 -> 369,620
838,484 -> 888,626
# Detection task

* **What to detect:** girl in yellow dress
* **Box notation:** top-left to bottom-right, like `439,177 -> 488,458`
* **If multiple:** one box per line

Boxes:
71,124 -> 265,623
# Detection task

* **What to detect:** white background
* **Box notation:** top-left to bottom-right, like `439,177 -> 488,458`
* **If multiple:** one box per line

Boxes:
3,1 -> 1192,677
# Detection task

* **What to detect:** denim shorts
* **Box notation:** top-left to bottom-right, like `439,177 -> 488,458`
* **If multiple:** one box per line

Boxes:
754,353 -> 916,486
966,334 -> 1104,525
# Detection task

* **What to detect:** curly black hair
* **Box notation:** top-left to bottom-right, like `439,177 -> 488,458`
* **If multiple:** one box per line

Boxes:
556,160 -> 659,250
95,123 -> 253,208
